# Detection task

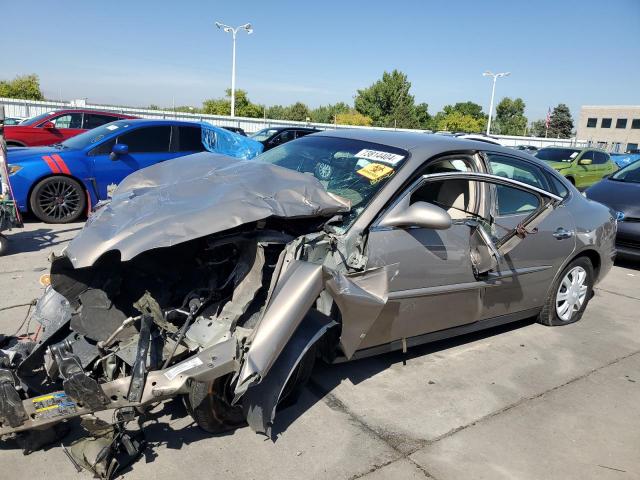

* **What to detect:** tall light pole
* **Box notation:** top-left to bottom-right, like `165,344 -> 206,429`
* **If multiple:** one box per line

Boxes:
483,71 -> 510,135
215,21 -> 253,117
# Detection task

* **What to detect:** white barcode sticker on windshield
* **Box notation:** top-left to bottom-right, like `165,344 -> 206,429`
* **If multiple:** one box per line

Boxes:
355,149 -> 404,165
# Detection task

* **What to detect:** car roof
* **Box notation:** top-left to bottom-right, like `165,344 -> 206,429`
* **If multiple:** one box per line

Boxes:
108,118 -> 202,127
264,126 -> 320,132
311,128 -> 562,176
43,109 -> 134,116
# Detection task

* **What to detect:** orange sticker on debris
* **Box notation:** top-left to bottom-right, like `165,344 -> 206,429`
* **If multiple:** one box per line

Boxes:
357,163 -> 394,182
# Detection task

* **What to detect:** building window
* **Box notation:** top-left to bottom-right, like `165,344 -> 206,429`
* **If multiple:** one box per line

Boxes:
586,118 -> 597,128
601,118 -> 612,128
616,118 -> 628,129
632,119 -> 640,129
628,143 -> 639,152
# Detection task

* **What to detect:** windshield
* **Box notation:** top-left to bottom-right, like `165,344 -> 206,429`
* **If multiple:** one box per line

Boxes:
256,136 -> 407,231
611,160 -> 640,183
535,148 -> 581,162
61,120 -> 130,150
20,112 -> 55,126
250,128 -> 279,142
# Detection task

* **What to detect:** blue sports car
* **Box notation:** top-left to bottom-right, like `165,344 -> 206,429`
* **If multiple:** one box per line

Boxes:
6,119 -> 263,223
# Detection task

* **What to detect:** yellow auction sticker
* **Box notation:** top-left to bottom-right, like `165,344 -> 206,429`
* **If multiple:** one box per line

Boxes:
357,163 -> 394,183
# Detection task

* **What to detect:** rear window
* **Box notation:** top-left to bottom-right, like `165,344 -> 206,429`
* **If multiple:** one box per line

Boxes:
535,148 -> 580,163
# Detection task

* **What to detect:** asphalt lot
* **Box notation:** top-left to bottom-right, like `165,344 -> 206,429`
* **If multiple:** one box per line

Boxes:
0,220 -> 639,480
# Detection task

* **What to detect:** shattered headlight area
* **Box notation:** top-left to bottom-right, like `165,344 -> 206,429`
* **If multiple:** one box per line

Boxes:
0,222 -> 306,476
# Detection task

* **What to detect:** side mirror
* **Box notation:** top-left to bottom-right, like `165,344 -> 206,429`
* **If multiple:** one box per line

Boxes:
110,143 -> 128,160
42,121 -> 55,129
578,158 -> 592,165
379,201 -> 452,230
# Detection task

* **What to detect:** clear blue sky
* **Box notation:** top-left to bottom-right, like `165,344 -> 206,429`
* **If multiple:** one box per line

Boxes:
3,0 -> 639,120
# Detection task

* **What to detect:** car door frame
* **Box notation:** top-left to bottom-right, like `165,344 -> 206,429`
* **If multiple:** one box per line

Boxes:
354,170 -> 562,355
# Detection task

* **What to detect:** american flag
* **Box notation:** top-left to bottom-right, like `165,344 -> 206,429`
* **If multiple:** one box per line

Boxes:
545,107 -> 551,128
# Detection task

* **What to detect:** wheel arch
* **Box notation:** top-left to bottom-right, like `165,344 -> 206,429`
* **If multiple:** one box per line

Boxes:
26,172 -> 91,215
545,247 -> 602,302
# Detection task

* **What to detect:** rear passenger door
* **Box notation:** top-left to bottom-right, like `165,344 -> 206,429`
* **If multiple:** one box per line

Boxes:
594,151 -> 616,180
481,153 -> 576,319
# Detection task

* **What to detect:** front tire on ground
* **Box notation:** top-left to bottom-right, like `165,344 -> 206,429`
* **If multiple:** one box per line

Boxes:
29,176 -> 86,223
187,374 -> 246,434
538,256 -> 594,326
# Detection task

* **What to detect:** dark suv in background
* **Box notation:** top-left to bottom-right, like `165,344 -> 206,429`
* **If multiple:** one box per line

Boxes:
250,126 -> 320,151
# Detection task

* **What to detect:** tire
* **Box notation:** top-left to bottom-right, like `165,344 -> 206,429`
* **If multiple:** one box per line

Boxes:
187,345 -> 318,433
538,257 -> 594,326
187,374 -> 246,434
278,342 -> 318,409
29,176 -> 86,223
0,235 -> 8,256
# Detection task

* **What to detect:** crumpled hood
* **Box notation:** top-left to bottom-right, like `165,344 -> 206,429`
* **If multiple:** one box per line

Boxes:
64,152 -> 351,268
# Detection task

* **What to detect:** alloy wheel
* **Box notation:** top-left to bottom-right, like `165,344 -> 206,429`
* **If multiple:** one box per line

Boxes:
37,179 -> 82,221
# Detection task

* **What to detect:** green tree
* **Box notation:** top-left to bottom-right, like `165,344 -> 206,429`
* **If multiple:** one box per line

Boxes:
202,98 -> 230,115
547,103 -> 574,138
265,105 -> 287,120
529,119 -> 547,137
436,111 -> 485,133
336,110 -> 373,126
415,103 -> 431,130
285,102 -> 311,122
0,74 -> 44,100
310,102 -> 350,123
443,101 -> 486,120
494,97 -> 528,135
354,70 -> 420,128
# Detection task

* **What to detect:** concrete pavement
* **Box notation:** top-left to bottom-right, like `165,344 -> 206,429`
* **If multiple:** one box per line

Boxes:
0,221 -> 638,479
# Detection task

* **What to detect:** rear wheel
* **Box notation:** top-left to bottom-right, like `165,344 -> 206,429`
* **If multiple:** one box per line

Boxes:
29,176 -> 86,223
538,257 -> 594,326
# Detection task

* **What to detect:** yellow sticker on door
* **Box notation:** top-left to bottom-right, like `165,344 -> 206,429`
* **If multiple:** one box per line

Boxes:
357,163 -> 394,183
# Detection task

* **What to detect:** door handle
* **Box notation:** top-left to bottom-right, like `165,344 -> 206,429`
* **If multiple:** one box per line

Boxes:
553,227 -> 574,240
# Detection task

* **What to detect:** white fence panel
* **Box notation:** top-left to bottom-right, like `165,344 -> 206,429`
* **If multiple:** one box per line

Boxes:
1,97 -> 586,149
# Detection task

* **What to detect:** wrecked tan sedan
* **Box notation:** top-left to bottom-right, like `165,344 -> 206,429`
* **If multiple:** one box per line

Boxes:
0,130 -> 616,462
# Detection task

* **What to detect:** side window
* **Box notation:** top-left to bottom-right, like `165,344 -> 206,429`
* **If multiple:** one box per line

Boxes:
84,114 -> 119,129
88,138 -> 116,157
579,151 -> 595,163
51,113 -> 83,129
295,130 -> 313,139
546,174 -> 569,198
273,130 -> 295,145
593,152 -> 609,164
117,126 -> 171,153
177,126 -> 204,152
488,154 -> 549,190
410,179 -> 480,221
487,154 -> 547,216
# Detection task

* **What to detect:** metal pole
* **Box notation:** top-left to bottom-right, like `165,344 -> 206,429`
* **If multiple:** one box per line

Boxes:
486,76 -> 497,135
231,29 -> 237,118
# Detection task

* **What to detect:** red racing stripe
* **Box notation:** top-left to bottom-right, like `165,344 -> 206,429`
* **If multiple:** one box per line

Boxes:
51,154 -> 71,175
42,156 -> 60,173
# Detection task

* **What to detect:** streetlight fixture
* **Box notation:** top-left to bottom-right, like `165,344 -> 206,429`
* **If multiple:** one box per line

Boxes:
482,71 -> 510,135
215,21 -> 253,117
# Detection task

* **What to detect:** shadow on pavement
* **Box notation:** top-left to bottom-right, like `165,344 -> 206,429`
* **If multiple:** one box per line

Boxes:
2,226 -> 82,255
271,317 -> 536,438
